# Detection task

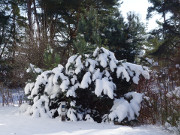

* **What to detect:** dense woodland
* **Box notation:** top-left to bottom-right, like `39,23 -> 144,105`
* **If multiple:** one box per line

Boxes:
0,0 -> 179,132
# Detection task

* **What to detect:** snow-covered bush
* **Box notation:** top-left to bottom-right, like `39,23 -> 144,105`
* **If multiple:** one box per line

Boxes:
22,47 -> 149,124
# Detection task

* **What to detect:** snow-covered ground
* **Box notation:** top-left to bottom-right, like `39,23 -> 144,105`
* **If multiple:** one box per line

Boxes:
0,106 -> 174,135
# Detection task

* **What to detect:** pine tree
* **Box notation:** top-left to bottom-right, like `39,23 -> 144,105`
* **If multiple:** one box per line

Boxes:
147,0 -> 180,58
73,7 -> 102,56
0,0 -> 26,87
102,12 -> 146,62
22,47 -> 150,125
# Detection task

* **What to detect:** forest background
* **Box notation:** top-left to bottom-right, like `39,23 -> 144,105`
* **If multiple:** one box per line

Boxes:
0,0 -> 179,131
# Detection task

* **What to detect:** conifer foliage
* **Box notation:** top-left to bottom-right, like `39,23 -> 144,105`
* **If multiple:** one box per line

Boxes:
23,47 -> 149,124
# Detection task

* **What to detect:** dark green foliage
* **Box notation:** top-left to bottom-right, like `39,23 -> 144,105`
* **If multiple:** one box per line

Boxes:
73,7 -> 104,56
1,0 -> 145,88
77,7 -> 102,46
0,60 -> 13,86
102,12 -> 145,62
147,0 -> 180,58
43,46 -> 61,70
0,0 -> 27,87
74,8 -> 145,63
74,34 -> 96,56
75,88 -> 113,122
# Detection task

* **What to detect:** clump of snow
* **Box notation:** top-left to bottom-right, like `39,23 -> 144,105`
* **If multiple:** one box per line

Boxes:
60,79 -> 70,92
75,55 -> 84,74
107,92 -> 143,123
67,108 -> 77,121
108,98 -> 134,122
66,83 -> 78,97
116,66 -> 130,82
26,63 -> 43,74
101,77 -> 116,99
95,77 -> 116,99
19,103 -> 31,114
125,92 -> 143,117
145,58 -> 154,64
70,101 -> 76,107
138,50 -> 145,57
166,87 -> 180,98
32,95 -> 51,118
85,114 -> 94,122
92,69 -> 102,81
95,79 -> 103,97
24,82 -> 34,95
80,72 -> 91,89
175,64 -> 180,69
86,59 -> 97,72
124,62 -> 150,84
65,55 -> 78,74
